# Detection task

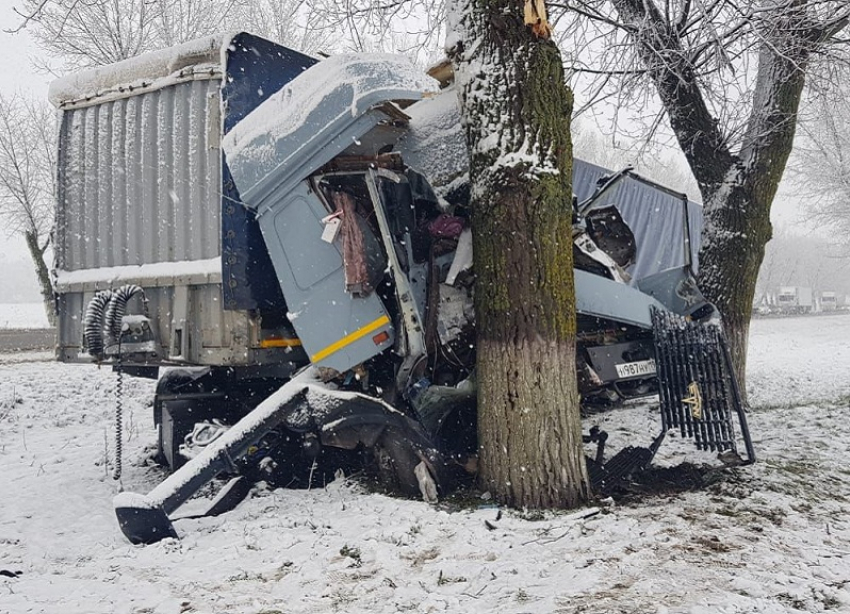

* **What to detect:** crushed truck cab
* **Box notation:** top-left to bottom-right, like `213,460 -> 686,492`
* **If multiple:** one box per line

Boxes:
50,33 -> 753,545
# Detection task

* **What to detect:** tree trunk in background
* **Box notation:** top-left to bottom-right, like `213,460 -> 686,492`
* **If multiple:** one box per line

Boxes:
25,230 -> 55,327
605,0 -> 833,404
449,0 -> 590,508
695,43 -> 810,402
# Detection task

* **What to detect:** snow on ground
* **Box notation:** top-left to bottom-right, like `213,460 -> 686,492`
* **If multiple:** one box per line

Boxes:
746,314 -> 850,408
1,315 -> 849,614
0,303 -> 50,329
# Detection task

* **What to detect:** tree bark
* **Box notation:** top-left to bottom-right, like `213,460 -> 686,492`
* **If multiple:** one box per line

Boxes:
697,19 -> 812,400
25,230 -> 55,327
449,0 -> 590,508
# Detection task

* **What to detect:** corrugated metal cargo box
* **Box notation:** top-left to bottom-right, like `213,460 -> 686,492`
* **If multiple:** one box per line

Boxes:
50,33 -> 316,366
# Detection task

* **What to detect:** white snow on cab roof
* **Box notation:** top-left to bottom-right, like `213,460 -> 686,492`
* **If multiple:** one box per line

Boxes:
48,31 -> 241,107
222,53 -> 434,166
396,87 -> 468,195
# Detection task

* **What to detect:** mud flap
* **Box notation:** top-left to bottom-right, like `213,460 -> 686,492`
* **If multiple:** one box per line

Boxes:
651,308 -> 755,463
114,494 -> 179,545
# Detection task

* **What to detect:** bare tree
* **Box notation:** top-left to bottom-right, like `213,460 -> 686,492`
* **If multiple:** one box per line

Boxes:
552,0 -> 850,399
15,0 -> 152,69
754,225 -> 798,301
0,94 -> 56,324
755,224 -> 849,301
448,0 -> 589,508
573,119 -> 701,196
12,0 -> 318,71
788,71 -> 850,256
305,0 -> 446,64
232,0 -> 336,55
147,0 -> 244,48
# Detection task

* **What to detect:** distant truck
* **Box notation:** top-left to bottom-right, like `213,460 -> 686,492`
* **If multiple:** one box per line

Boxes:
50,32 -> 753,544
776,286 -> 813,314
821,291 -> 838,311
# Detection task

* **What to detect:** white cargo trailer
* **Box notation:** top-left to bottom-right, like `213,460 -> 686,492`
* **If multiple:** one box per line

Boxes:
51,33 -> 315,372
776,286 -> 813,314
821,291 -> 838,311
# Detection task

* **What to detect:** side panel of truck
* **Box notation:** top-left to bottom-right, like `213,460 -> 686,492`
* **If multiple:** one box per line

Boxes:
54,75 -> 239,364
571,159 -> 703,280
56,78 -> 222,270
52,34 -> 337,367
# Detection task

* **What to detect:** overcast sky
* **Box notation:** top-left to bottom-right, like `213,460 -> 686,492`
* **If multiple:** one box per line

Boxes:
1,0 -> 50,263
0,1 -> 49,97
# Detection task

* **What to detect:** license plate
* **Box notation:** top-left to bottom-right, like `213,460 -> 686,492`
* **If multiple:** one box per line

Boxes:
615,358 -> 657,379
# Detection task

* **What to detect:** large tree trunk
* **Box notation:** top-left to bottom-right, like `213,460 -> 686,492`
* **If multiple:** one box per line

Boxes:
25,230 -> 55,327
449,0 -> 590,508
698,181 -> 773,398
697,42 -> 810,402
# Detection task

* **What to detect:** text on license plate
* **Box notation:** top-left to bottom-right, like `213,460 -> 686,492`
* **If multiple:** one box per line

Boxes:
615,359 -> 657,379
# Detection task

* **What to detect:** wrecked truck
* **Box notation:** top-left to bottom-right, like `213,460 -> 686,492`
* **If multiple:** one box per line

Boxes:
50,32 -> 753,545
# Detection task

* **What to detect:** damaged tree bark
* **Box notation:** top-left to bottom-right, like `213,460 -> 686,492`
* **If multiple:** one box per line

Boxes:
448,0 -> 590,508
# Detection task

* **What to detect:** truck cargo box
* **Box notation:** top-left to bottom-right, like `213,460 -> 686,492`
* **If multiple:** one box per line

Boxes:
51,33 -> 317,367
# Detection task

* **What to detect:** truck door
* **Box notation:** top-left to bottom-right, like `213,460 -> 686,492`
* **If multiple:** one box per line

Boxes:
256,180 -> 395,373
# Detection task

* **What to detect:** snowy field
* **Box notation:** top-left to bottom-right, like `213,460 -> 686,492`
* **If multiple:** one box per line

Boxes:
1,315 -> 849,614
0,303 -> 50,329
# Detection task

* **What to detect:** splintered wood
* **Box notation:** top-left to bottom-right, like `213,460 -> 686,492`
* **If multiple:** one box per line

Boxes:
524,0 -> 552,39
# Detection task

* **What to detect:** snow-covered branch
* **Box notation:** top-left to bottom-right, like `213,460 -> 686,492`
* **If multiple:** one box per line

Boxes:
11,0 -> 352,70
555,0 -> 849,163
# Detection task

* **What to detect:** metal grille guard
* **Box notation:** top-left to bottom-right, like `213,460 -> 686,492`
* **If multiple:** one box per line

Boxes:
651,307 -> 755,464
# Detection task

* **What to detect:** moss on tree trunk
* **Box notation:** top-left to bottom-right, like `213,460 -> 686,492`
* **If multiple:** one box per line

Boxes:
450,0 -> 589,508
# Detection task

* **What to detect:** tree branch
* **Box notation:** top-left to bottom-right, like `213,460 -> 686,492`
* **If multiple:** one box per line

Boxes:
607,0 -> 735,189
